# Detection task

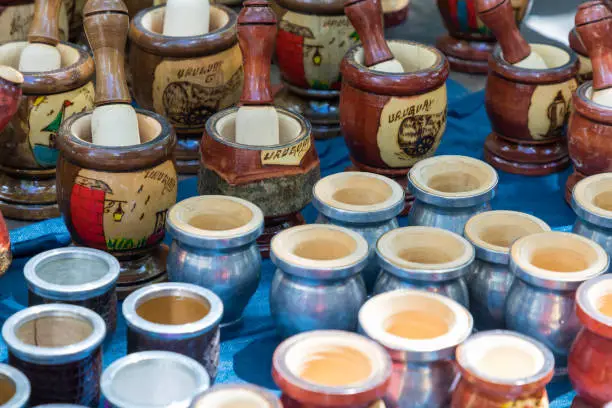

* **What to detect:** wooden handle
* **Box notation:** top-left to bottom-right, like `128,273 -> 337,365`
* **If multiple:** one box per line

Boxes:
344,0 -> 393,67
476,0 -> 530,64
28,0 -> 62,45
576,1 -> 612,90
237,0 -> 276,105
83,0 -> 131,106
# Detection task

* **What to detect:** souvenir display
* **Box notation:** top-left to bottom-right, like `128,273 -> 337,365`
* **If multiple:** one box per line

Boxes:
463,211 -> 550,331
129,3 -> 243,173
269,224 -> 369,338
477,0 -> 579,175
123,282 -> 224,381
166,196 -> 263,327
436,0 -> 532,74
1,304 -> 106,406
24,247 -> 120,333
360,289 -> 473,407
0,364 -> 30,408
374,226 -> 474,307
272,330 -> 392,407
407,155 -> 498,234
190,384 -> 282,407
506,231 -> 609,376
312,172 -> 404,292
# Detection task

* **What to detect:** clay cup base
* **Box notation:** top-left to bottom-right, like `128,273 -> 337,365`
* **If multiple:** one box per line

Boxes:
484,132 -> 570,176
383,4 -> 409,28
436,35 -> 493,74
346,164 -> 413,215
116,244 -> 169,299
565,170 -> 586,205
257,213 -> 306,258
0,171 -> 60,220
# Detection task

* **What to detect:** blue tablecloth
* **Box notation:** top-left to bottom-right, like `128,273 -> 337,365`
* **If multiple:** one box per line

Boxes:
0,80 -> 579,406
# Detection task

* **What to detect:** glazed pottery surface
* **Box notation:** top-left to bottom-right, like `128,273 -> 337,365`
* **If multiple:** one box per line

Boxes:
0,41 -> 94,220
129,4 -> 243,173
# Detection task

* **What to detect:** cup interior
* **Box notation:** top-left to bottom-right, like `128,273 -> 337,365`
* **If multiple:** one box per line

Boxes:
16,314 -> 93,348
141,5 -> 228,35
530,44 -> 571,69
353,41 -> 438,73
71,113 -> 162,144
0,42 -> 80,71
136,293 -> 211,326
186,198 -> 253,231
193,388 -> 272,408
34,252 -> 111,287
0,374 -> 15,405
574,174 -> 612,218
215,110 -> 302,146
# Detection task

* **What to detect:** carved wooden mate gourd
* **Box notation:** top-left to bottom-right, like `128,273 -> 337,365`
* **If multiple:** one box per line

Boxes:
436,0 -> 532,74
129,2 -> 242,173
566,1 -> 612,203
0,1 -> 94,220
273,0 -> 358,139
198,0 -> 320,257
477,0 -> 578,176
340,0 -> 449,212
0,0 -> 71,44
56,0 -> 178,298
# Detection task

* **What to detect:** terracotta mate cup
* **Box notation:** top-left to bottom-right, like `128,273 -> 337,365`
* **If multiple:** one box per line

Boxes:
566,2 -> 612,201
0,0 -> 71,43
129,3 -> 243,173
341,0 -> 449,212
273,0 -> 358,139
0,0 -> 94,220
477,0 -> 578,176
436,0 -> 532,74
56,0 -> 178,298
272,330 -> 392,407
198,0 -> 320,257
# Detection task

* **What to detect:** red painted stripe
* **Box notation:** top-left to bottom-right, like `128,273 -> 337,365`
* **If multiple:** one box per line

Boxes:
448,0 -> 459,28
466,0 -> 478,29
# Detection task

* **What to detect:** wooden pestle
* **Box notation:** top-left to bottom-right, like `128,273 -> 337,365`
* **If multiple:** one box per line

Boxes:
344,0 -> 403,73
476,0 -> 548,69
576,1 -> 612,107
235,0 -> 279,146
84,0 -> 140,146
18,0 -> 62,72
162,0 -> 210,37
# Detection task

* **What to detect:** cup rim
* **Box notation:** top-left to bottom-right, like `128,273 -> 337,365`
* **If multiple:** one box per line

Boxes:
0,363 -> 30,408
189,384 -> 282,408
576,274 -> 612,331
572,173 -> 612,229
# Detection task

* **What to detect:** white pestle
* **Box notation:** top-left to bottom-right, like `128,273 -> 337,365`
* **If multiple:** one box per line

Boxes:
18,0 -> 63,73
162,0 -> 210,37
92,105 -> 141,146
19,44 -> 61,72
370,58 -> 404,73
592,88 -> 612,106
235,106 -> 279,146
512,51 -> 548,69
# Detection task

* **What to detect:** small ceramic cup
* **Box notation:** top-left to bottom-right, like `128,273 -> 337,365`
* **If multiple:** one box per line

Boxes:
272,330 -> 392,407
312,171 -> 404,292
506,231 -> 609,377
572,173 -> 612,260
123,282 -> 223,381
569,274 -> 612,406
101,351 -> 210,408
374,226 -> 475,307
452,330 -> 555,407
463,211 -> 551,331
190,384 -> 282,408
24,247 -> 120,334
0,364 -> 30,408
2,304 -> 106,407
270,224 -> 369,338
359,289 -> 473,407
407,155 -> 498,234
167,195 -> 263,327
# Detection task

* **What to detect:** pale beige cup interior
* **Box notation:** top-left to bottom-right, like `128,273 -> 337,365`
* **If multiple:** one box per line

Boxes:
410,155 -> 497,198
464,211 -> 550,253
193,389 -> 272,408
216,110 -> 302,146
141,5 -> 228,35
359,289 -> 472,353
0,42 -> 81,71
458,333 -> 546,382
584,276 -> 612,320
314,172 -> 404,212
16,314 -> 93,348
529,44 -> 571,69
283,332 -> 387,388
70,113 -> 162,144
512,232 -> 608,281
168,195 -> 263,238
0,374 -> 15,404
354,41 -> 438,72
272,225 -> 368,269
573,173 -> 612,219
378,226 -> 474,271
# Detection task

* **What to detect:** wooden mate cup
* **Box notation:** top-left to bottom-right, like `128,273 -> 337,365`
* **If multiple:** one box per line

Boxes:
273,0 -> 357,139
198,0 -> 320,257
477,0 -> 578,175
56,0 -> 178,298
437,0 -> 532,74
566,1 -> 612,202
340,0 -> 449,212
129,3 -> 243,173
0,0 -> 94,220
381,0 -> 410,27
